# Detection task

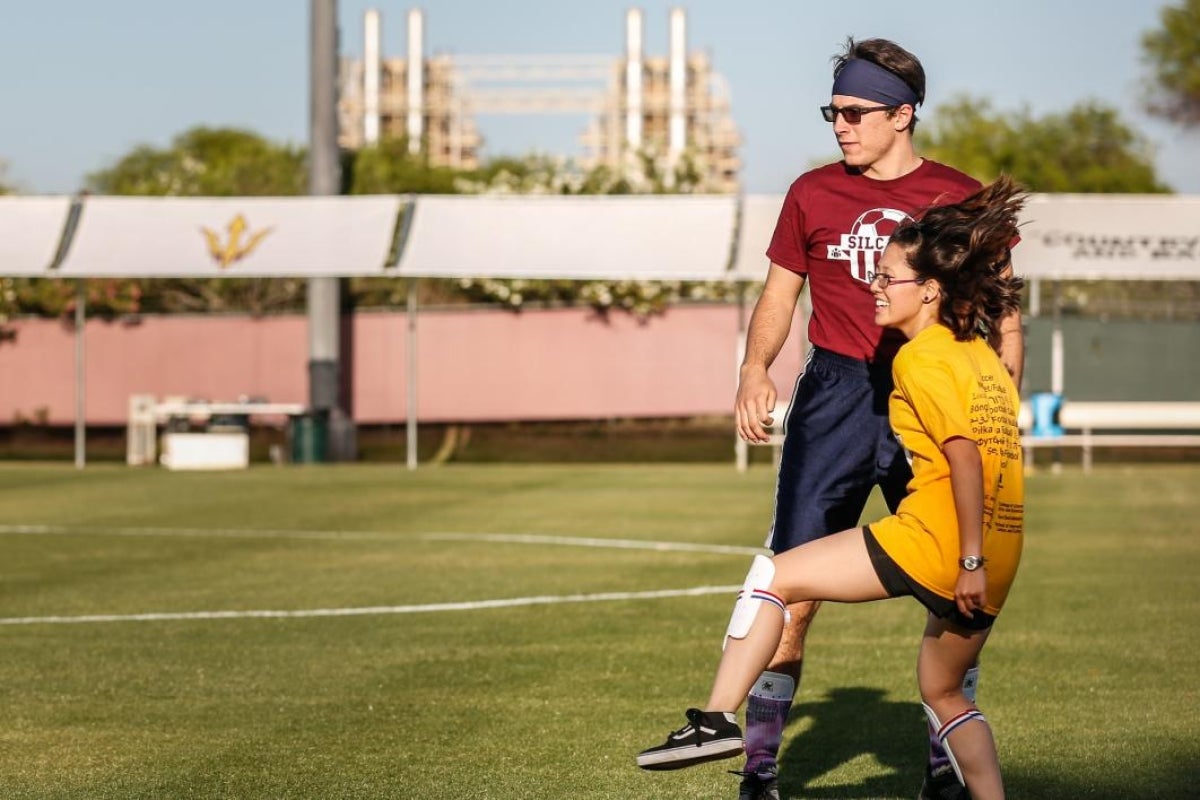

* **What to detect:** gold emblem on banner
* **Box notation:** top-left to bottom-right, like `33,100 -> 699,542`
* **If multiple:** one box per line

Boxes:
201,214 -> 273,269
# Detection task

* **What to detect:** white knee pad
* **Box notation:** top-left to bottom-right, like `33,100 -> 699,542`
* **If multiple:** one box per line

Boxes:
723,555 -> 788,651
923,703 -> 988,786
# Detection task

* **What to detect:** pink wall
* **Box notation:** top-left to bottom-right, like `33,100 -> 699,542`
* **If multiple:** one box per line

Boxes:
0,305 -> 807,426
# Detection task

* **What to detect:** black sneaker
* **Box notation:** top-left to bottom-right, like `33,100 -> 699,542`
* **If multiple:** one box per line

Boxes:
918,763 -> 971,800
636,708 -> 744,771
732,765 -> 780,800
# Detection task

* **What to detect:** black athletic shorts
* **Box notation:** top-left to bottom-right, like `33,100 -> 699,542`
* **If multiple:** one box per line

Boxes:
863,526 -> 996,631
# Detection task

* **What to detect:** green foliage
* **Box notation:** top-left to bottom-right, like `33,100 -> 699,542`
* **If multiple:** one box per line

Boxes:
0,159 -> 13,195
0,278 -> 141,327
86,126 -> 307,197
917,96 -> 1169,193
449,277 -> 738,317
344,137 -> 462,195
134,277 -> 309,315
1142,0 -> 1200,126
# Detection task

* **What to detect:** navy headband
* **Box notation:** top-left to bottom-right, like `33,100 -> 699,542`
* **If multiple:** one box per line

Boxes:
831,58 -> 919,107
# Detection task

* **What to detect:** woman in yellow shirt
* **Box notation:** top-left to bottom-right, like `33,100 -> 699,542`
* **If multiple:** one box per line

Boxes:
638,178 -> 1026,800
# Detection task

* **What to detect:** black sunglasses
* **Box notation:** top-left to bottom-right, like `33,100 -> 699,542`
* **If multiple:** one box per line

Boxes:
820,104 -> 897,124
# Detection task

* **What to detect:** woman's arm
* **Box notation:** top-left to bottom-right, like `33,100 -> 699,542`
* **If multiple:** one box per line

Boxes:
944,436 -> 987,617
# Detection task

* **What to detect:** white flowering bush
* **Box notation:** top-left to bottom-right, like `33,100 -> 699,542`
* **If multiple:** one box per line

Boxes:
452,276 -> 739,317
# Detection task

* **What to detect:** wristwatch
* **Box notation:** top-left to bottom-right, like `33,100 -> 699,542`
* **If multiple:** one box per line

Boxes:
958,555 -> 986,571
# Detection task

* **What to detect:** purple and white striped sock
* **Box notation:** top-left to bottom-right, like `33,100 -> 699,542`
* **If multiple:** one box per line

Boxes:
743,671 -> 795,775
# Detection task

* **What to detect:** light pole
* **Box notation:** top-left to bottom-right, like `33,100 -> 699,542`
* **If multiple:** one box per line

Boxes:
308,0 -> 355,460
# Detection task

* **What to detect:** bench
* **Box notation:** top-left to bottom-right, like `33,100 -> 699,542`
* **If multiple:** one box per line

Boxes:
128,395 -> 305,469
1021,401 -> 1200,473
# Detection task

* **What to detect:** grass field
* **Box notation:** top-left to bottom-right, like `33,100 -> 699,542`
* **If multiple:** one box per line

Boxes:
0,463 -> 1197,799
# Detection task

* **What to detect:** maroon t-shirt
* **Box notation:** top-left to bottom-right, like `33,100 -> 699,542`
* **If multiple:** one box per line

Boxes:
766,160 -> 980,362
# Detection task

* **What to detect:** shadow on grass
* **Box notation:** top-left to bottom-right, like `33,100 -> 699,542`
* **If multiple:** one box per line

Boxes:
771,687 -> 1199,799
1003,755 -> 1199,800
775,686 -> 925,799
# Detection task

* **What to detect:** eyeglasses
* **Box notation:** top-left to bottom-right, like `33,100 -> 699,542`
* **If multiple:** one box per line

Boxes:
820,104 -> 897,124
867,272 -> 924,289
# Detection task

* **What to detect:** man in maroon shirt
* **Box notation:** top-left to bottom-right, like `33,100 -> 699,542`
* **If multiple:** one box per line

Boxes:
732,38 -> 1024,800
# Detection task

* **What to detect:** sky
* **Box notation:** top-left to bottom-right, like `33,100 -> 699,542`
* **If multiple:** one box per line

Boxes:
1,0 -> 1197,195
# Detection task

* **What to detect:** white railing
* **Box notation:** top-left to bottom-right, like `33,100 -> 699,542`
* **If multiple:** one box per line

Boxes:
737,400 -> 1200,474
1021,401 -> 1200,473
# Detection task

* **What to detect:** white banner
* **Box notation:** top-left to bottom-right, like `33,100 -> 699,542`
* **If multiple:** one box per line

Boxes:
730,194 -> 785,281
7,192 -> 1197,282
57,196 -> 403,277
396,194 -> 739,280
0,196 -> 73,275
1017,194 -> 1200,280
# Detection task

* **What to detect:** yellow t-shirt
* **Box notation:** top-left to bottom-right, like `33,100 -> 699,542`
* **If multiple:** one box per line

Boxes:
870,324 -> 1024,615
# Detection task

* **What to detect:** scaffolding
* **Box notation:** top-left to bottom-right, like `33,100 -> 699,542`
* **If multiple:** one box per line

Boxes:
337,6 -> 741,192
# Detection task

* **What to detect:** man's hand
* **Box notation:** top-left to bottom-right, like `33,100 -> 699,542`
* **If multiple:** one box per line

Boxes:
736,365 -> 779,444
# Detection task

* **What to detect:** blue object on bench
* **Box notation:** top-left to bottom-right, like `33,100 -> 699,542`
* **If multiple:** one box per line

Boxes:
1031,392 -> 1065,438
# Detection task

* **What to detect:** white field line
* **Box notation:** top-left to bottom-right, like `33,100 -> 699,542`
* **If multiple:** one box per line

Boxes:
423,532 -> 764,556
0,585 -> 741,627
0,523 -> 398,542
0,524 -> 765,556
0,523 -> 758,628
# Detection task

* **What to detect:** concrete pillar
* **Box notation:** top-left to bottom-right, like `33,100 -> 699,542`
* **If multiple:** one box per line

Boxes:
363,8 -> 381,144
407,8 -> 424,155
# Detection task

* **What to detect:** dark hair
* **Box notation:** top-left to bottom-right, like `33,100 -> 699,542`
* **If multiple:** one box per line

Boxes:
833,37 -> 925,130
889,176 -> 1026,352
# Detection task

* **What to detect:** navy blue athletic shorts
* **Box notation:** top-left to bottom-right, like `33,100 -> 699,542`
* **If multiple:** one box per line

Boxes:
767,346 -> 912,553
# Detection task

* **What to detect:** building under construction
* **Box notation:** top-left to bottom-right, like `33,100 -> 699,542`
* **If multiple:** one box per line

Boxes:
337,7 -> 741,193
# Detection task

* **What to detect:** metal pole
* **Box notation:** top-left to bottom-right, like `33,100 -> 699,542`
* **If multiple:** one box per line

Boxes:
734,282 -> 748,473
1051,281 -> 1063,396
406,279 -> 418,470
74,281 -> 86,469
308,0 -> 348,459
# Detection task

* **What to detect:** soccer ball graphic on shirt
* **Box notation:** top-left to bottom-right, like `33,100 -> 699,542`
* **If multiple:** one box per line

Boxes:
827,207 -> 912,284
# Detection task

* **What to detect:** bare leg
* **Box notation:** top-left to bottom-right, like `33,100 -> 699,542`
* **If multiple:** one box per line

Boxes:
918,615 -> 1004,800
705,528 -> 889,712
771,598 -> 820,682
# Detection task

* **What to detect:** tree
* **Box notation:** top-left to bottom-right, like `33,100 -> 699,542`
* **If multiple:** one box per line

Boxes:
84,127 -> 310,315
1142,0 -> 1200,126
344,137 -> 462,195
0,159 -> 13,195
87,127 -> 306,196
917,96 -> 1170,193
917,97 -> 1195,322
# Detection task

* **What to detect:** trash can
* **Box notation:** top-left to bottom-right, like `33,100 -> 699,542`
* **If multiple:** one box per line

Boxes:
290,412 -> 327,463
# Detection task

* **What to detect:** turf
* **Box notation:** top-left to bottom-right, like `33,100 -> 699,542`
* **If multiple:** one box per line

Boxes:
0,463 -> 1196,799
